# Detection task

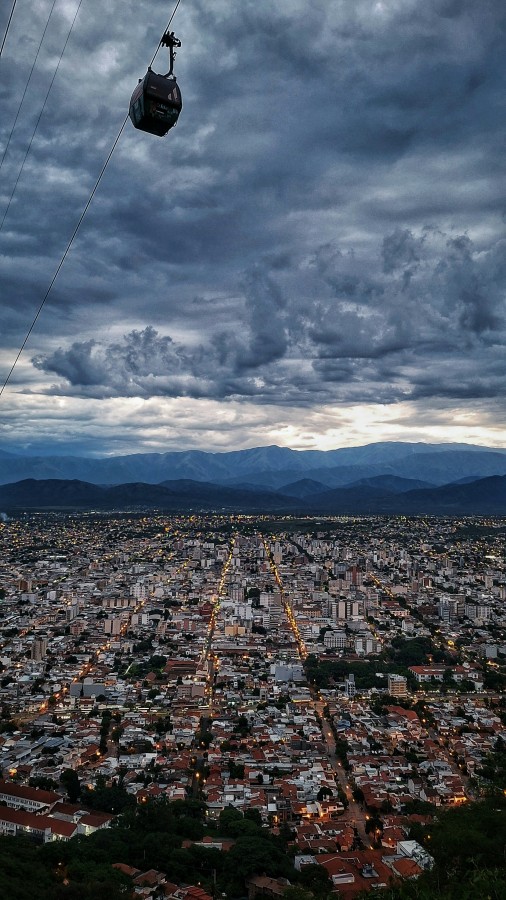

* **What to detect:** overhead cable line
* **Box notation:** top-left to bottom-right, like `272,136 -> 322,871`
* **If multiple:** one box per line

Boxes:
0,0 -> 184,398
0,0 -> 59,174
0,116 -> 128,398
0,0 -> 84,234
0,0 -> 18,59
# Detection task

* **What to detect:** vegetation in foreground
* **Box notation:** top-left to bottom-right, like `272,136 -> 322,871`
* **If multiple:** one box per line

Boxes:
1,794 -> 506,899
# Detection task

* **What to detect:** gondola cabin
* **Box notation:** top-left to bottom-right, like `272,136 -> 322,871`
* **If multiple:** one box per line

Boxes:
129,68 -> 182,137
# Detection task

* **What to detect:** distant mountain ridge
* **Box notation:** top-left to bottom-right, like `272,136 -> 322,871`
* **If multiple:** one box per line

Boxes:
0,441 -> 505,489
1,472 -> 506,515
0,478 -> 299,513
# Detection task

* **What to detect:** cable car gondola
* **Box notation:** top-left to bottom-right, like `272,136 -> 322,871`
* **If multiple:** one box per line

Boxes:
129,30 -> 182,137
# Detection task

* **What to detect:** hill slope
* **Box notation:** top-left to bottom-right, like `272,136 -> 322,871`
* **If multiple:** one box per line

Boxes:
0,441 -> 505,488
1,473 -> 506,514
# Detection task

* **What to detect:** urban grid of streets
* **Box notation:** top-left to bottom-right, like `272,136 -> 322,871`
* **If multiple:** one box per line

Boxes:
0,512 -> 505,887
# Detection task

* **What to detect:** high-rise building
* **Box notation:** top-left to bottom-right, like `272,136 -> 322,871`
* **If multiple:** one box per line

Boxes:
31,638 -> 47,661
388,674 -> 408,698
344,673 -> 356,698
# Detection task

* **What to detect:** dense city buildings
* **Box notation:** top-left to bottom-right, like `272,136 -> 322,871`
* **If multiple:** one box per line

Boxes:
0,513 -> 505,896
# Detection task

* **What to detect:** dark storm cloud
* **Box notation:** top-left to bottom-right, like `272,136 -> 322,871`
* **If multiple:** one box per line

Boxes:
382,228 -> 423,279
1,0 -> 506,450
33,228 -> 506,412
236,267 -> 288,370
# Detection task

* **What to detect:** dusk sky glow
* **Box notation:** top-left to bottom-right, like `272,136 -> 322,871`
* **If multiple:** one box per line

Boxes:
1,0 -> 505,457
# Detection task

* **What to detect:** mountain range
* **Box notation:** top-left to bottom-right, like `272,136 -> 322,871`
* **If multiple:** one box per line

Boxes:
0,441 -> 506,514
1,441 -> 506,487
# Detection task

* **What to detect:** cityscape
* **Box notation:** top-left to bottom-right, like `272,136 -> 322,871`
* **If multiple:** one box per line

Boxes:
0,511 -> 505,897
1,0 -> 506,896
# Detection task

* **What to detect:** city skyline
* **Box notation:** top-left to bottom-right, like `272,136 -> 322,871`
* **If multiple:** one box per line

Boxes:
1,1 -> 505,456
0,509 -> 504,897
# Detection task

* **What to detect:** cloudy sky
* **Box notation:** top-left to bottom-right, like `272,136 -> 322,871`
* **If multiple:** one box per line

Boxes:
0,0 -> 505,457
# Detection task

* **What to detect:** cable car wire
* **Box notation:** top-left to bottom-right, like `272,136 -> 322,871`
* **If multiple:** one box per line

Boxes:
0,0 -> 18,60
0,0 -> 184,398
0,0 -> 84,234
0,116 -> 129,398
0,0 -> 59,174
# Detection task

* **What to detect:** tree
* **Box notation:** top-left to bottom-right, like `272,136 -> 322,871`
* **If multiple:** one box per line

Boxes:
365,813 -> 384,845
283,889 -> 315,900
219,806 -> 245,836
297,863 -> 334,898
111,726 -> 124,744
476,745 -> 506,794
233,714 -> 251,736
60,769 -> 81,803
81,783 -> 135,814
29,776 -> 59,792
222,835 -> 295,893
244,807 -> 263,828
195,729 -> 213,749
228,760 -> 245,779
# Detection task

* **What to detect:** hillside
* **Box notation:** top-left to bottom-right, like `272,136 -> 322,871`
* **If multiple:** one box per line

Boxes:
1,472 -> 506,514
0,442 -> 505,489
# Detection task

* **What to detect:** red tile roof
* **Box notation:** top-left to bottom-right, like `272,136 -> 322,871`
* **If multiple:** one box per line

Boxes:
0,779 -> 61,805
